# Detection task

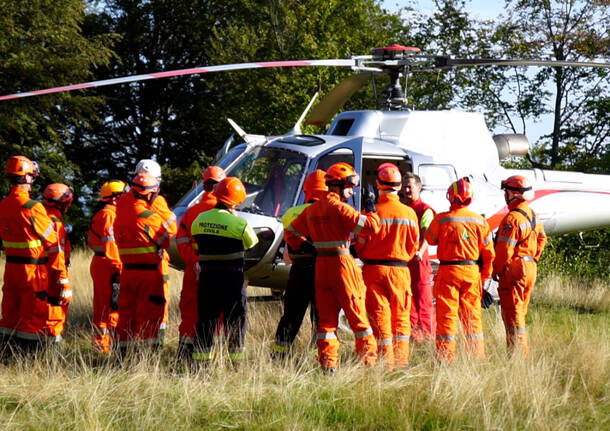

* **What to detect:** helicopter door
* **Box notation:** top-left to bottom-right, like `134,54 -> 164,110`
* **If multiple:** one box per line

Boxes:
309,139 -> 363,209
417,163 -> 457,209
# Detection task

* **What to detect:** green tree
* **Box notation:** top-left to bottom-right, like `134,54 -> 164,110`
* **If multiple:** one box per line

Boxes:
0,0 -> 115,196
492,0 -> 609,171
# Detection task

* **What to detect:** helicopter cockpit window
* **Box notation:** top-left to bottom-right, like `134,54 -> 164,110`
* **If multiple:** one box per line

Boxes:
418,164 -> 457,189
314,148 -> 357,207
227,146 -> 306,218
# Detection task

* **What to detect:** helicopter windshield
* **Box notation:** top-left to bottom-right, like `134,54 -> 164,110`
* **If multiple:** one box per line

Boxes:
227,146 -> 307,218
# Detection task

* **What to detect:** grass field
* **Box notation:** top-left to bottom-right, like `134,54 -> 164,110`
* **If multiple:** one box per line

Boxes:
0,249 -> 608,430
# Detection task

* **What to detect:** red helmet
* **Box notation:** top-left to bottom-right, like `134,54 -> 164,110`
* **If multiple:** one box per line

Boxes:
214,177 -> 247,207
501,175 -> 533,200
375,162 -> 399,175
43,183 -> 74,204
131,173 -> 160,196
5,155 -> 39,177
325,162 -> 359,188
446,177 -> 473,205
376,164 -> 402,190
202,165 -> 226,183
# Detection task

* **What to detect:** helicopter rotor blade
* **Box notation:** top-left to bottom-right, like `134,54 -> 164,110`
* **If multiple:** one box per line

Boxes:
0,59 -> 356,102
305,72 -> 371,126
429,56 -> 610,70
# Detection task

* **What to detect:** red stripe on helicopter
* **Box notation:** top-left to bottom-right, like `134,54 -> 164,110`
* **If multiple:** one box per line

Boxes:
150,68 -> 210,78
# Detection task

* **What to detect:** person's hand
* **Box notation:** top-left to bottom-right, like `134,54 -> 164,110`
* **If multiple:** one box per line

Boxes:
363,184 -> 377,213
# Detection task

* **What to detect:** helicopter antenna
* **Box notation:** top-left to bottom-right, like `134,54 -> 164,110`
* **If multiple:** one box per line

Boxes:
287,92 -> 319,135
227,118 -> 267,146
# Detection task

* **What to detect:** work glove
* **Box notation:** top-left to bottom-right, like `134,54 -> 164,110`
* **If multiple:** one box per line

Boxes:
299,240 -> 316,255
58,286 -> 72,306
362,184 -> 377,213
110,273 -> 120,311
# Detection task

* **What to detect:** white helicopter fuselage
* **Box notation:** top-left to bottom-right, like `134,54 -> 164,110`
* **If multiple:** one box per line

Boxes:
171,109 -> 610,291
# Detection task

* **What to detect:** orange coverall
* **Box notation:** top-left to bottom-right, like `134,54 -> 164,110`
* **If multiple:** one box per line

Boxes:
0,187 -> 64,343
425,207 -> 495,363
493,200 -> 547,357
285,191 -> 380,369
117,192 -> 176,334
114,194 -> 172,348
88,203 -> 122,354
175,191 -> 216,346
356,194 -> 419,368
44,206 -> 72,340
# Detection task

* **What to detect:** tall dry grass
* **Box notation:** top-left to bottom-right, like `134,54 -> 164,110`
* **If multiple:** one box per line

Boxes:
0,250 -> 607,430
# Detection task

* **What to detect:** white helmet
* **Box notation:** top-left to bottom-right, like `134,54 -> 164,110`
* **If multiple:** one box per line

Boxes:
135,159 -> 162,180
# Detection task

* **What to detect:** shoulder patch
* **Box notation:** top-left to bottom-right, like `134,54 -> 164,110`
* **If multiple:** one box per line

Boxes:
138,210 -> 155,219
22,199 -> 40,209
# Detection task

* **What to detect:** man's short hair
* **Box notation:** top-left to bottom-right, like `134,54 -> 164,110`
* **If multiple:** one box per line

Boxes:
403,172 -> 422,187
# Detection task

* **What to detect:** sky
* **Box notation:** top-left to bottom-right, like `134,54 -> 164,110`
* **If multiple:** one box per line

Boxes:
380,0 -> 554,143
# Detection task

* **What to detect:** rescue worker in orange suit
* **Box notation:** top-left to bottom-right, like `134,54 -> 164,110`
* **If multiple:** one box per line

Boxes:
285,162 -> 380,372
401,172 -> 436,342
42,183 -> 74,342
88,180 -> 127,354
425,177 -> 495,363
117,159 -> 177,343
272,170 -> 327,358
114,173 -> 172,354
0,156 -> 66,354
493,175 -> 547,357
190,177 -> 258,363
175,165 -> 226,361
356,164 -> 419,369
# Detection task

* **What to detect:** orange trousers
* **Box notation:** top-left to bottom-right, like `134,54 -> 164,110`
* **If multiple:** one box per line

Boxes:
117,268 -> 167,347
178,264 -> 198,343
363,265 -> 411,368
434,265 -> 485,363
90,257 -> 120,354
498,258 -> 537,357
314,255 -> 377,369
0,262 -> 49,341
46,304 -> 69,340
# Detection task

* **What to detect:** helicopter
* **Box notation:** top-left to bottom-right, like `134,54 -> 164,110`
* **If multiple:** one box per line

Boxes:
2,45 -> 609,296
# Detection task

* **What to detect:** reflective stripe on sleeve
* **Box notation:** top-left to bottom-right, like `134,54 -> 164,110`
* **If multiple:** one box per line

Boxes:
521,256 -> 536,262
163,213 -> 176,229
496,235 -> 517,246
60,289 -> 72,299
156,231 -> 169,246
57,278 -> 70,285
353,214 -> 367,235
287,225 -> 306,238
48,245 -> 64,254
40,222 -> 54,239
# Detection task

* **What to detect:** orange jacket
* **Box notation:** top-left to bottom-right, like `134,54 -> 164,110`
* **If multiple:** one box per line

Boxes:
0,187 -> 64,288
44,206 -> 71,298
176,191 -> 217,267
114,194 -> 171,266
493,200 -> 547,276
88,203 -> 122,274
425,206 -> 495,279
285,192 -> 380,255
118,192 -> 177,238
356,194 -> 419,262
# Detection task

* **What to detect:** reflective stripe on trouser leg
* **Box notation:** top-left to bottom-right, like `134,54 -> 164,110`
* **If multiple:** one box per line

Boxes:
316,331 -> 339,369
465,332 -> 485,359
394,334 -> 410,366
436,334 -> 456,363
